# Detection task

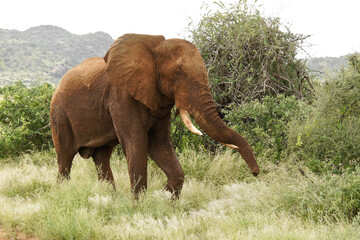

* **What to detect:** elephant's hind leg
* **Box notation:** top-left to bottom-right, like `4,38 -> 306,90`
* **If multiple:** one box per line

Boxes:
92,145 -> 115,185
51,106 -> 77,182
57,151 -> 76,182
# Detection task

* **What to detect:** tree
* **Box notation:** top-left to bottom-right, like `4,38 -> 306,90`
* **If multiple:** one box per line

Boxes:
189,0 -> 313,107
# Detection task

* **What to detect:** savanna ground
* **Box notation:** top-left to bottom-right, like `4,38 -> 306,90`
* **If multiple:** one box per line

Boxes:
1,148 -> 359,240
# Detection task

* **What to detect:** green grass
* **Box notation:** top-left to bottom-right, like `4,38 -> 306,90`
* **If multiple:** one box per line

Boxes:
0,149 -> 359,239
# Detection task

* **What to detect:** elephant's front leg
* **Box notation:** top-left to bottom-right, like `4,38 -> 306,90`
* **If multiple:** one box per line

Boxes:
115,125 -> 149,196
124,137 -> 148,196
110,96 -> 150,197
148,114 -> 184,198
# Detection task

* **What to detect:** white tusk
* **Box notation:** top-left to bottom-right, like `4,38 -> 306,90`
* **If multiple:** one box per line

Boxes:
223,143 -> 239,150
179,109 -> 203,136
220,142 -> 239,150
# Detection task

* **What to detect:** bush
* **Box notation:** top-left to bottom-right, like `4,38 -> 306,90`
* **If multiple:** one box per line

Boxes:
0,81 -> 55,157
171,109 -> 205,151
288,54 -> 360,173
223,95 -> 304,162
275,166 -> 360,222
189,0 -> 312,108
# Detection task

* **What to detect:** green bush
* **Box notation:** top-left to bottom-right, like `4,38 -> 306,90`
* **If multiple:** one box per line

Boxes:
0,81 -> 55,157
189,0 -> 312,107
288,54 -> 360,173
171,110 -> 223,152
223,94 -> 304,162
171,110 -> 205,151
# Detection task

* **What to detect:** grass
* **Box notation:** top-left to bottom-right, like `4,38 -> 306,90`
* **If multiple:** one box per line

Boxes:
0,149 -> 360,239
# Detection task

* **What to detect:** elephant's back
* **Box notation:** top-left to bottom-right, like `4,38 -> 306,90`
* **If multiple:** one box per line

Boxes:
56,57 -> 106,92
51,57 -> 111,117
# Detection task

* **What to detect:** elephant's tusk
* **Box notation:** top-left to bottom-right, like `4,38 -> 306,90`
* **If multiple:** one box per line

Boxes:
222,143 -> 239,150
220,142 -> 240,150
179,109 -> 203,136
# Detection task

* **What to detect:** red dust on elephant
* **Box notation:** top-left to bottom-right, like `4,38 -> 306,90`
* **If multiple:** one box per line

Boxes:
50,34 -> 259,198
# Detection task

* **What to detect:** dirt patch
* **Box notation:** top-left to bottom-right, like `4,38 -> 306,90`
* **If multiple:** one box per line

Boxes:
0,226 -> 38,240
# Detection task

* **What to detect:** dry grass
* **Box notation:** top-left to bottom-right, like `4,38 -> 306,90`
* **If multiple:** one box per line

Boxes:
0,149 -> 359,239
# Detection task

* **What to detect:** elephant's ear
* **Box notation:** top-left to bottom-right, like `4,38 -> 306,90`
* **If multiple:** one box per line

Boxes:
104,34 -> 165,111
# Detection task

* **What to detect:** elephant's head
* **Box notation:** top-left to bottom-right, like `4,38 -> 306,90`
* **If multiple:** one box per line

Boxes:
104,34 -> 259,176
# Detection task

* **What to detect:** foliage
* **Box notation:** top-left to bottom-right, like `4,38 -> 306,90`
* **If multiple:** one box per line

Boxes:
348,52 -> 360,73
0,25 -> 113,86
189,0 -> 312,108
288,54 -> 360,173
171,110 -> 205,151
223,94 -> 304,162
0,81 -> 55,157
1,151 -> 360,239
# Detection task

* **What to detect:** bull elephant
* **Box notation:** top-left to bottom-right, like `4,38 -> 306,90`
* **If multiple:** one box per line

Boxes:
50,34 -> 259,198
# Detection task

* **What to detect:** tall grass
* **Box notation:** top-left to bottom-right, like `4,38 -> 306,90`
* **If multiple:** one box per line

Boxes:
0,149 -> 359,239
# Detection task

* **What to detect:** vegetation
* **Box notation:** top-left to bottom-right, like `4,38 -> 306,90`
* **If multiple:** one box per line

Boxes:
1,1 -> 360,239
0,25 -> 113,86
287,53 -> 360,173
189,0 -> 312,107
0,82 -> 55,157
224,94 -> 305,162
0,150 -> 360,239
2,55 -> 358,240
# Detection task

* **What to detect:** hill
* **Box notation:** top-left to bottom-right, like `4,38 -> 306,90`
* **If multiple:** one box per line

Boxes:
0,25 -> 355,85
0,25 -> 114,86
306,55 -> 350,75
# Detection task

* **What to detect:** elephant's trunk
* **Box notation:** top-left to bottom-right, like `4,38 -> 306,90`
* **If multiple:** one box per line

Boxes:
176,84 -> 260,176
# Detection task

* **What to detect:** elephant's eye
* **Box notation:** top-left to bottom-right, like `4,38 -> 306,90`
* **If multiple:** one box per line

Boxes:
174,71 -> 183,78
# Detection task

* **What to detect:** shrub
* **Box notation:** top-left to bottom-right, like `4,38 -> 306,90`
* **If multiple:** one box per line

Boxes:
288,54 -> 360,173
223,95 -> 304,162
0,81 -> 55,157
189,0 -> 312,108
171,109 -> 205,151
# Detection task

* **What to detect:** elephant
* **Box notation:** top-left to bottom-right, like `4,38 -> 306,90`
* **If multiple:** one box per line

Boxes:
50,33 -> 259,198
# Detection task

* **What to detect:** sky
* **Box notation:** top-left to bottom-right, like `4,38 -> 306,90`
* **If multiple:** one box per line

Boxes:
0,0 -> 359,58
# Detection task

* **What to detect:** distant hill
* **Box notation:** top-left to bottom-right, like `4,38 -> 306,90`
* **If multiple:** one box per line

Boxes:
306,55 -> 350,76
0,26 -> 355,86
0,25 -> 114,86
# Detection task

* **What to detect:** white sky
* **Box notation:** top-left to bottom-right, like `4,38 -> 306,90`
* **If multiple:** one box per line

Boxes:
0,0 -> 359,58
